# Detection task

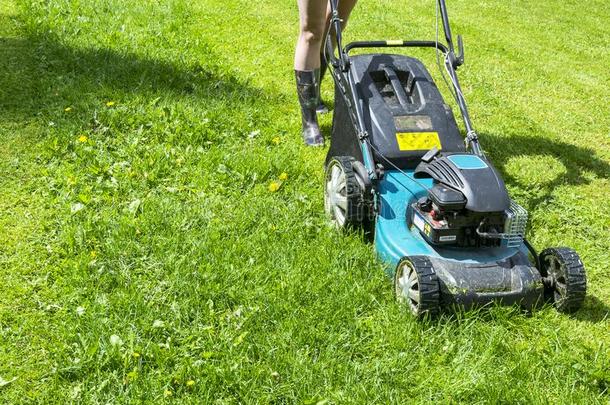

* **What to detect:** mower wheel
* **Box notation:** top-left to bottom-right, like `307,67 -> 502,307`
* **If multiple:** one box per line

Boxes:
324,156 -> 365,228
540,247 -> 587,313
395,256 -> 440,318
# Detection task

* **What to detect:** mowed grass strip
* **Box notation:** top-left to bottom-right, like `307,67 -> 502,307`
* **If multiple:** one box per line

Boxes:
0,0 -> 608,403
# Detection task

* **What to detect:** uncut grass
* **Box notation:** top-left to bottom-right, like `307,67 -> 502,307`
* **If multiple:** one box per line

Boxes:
0,0 -> 608,403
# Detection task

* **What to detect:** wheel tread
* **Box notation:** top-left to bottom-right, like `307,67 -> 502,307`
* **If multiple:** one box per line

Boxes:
396,256 -> 440,318
540,247 -> 587,313
325,156 -> 365,228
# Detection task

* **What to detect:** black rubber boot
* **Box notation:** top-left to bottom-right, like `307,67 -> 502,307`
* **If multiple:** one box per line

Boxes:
316,57 -> 330,114
295,69 -> 324,146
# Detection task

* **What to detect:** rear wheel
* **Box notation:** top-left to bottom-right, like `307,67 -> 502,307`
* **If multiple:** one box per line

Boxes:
540,247 -> 587,313
324,156 -> 365,228
395,256 -> 440,318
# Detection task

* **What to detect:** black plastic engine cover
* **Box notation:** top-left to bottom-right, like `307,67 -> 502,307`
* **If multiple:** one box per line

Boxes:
429,184 -> 466,211
414,152 -> 511,213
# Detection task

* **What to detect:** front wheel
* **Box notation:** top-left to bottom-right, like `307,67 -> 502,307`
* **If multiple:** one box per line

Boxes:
540,247 -> 587,313
395,256 -> 440,318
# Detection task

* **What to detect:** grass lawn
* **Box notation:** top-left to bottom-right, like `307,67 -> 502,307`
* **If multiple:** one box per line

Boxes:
1,0 -> 609,402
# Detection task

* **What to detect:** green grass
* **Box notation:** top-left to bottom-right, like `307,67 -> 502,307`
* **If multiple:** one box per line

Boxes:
1,0 -> 609,402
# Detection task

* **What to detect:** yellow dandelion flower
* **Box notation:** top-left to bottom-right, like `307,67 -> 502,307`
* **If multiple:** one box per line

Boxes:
106,101 -> 116,107
272,136 -> 281,145
132,352 -> 140,358
64,107 -> 72,112
186,380 -> 195,387
268,181 -> 280,192
90,250 -> 97,259
164,390 -> 172,397
279,172 -> 288,181
78,135 -> 88,143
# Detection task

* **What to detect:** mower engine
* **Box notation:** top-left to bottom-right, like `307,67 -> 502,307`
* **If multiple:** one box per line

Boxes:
411,151 -> 528,248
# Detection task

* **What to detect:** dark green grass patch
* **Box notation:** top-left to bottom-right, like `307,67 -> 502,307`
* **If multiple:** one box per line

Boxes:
1,0 -> 609,403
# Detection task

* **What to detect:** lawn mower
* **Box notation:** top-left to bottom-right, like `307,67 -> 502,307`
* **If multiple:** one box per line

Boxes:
323,0 -> 587,317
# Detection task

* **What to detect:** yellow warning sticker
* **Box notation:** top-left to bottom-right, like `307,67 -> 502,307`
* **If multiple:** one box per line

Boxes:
386,40 -> 403,46
396,132 -> 442,151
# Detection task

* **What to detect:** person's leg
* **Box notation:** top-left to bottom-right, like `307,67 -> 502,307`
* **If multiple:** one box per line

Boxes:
294,0 -> 327,146
318,0 -> 358,113
295,0 -> 327,70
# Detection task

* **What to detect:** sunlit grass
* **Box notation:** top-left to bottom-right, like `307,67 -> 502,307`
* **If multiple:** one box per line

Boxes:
0,0 -> 608,402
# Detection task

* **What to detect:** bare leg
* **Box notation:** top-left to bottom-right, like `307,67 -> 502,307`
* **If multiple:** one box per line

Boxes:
293,0 -> 357,145
294,0 -> 327,146
294,0 -> 327,70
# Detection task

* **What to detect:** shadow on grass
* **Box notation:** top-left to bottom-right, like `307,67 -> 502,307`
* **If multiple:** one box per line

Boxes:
570,294 -> 610,323
0,30 -> 273,123
429,295 -> 610,325
481,132 -> 610,210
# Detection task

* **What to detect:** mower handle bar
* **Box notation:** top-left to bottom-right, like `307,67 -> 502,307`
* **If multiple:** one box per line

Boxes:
344,40 -> 449,55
